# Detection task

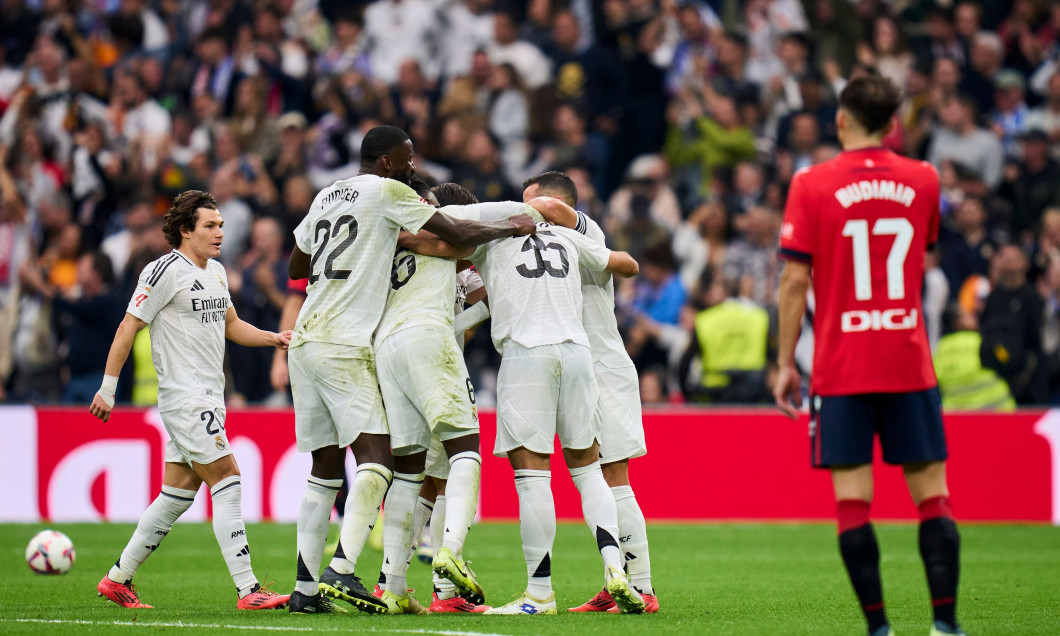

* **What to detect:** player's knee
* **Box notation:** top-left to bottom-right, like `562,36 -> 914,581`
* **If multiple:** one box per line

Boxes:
601,460 -> 629,487
394,451 -> 427,475
563,443 -> 600,469
351,433 -> 395,469
442,432 -> 479,457
310,445 -> 346,480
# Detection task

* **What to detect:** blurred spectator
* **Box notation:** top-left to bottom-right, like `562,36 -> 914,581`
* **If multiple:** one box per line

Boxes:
963,31 -> 1005,115
672,200 -> 730,290
362,0 -> 442,85
210,164 -> 253,266
632,242 -> 686,326
228,217 -> 287,405
1025,72 -> 1060,161
1007,129 -> 1060,239
927,93 -> 1004,190
545,9 -> 626,134
679,272 -> 770,404
665,3 -> 717,95
190,27 -> 243,117
912,6 -> 965,67
722,205 -> 780,308
491,10 -> 553,90
933,309 -> 1016,410
664,84 -> 756,196
453,129 -> 514,203
989,70 -> 1029,157
979,244 -> 1047,404
939,196 -> 997,299
606,155 -> 681,234
487,63 -> 530,180
638,366 -> 670,405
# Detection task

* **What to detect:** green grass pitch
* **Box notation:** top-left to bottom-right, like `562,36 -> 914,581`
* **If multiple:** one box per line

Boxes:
2,522 -> 1058,635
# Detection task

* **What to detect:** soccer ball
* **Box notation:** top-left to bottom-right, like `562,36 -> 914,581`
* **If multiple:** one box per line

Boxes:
25,530 -> 76,575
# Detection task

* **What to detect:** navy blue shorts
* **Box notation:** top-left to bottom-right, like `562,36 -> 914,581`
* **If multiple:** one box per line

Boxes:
809,388 -> 947,468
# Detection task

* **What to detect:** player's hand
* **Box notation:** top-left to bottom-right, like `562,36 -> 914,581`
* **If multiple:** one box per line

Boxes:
509,213 -> 538,236
274,330 -> 292,350
773,364 -> 803,420
89,393 -> 113,423
270,354 -> 289,391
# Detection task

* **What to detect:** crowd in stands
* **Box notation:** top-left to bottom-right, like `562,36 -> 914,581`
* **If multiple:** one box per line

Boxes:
1,0 -> 1058,408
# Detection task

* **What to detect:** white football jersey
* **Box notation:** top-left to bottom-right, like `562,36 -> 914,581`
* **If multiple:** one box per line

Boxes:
469,222 -> 612,353
373,201 -> 530,345
454,268 -> 484,350
575,212 -> 636,368
291,175 -> 437,348
126,250 -> 231,411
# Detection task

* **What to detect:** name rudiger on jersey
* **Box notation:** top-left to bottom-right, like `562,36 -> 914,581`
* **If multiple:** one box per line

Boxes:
191,296 -> 230,323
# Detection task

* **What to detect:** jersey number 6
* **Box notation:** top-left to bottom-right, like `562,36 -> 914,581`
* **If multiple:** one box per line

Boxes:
309,215 -> 359,284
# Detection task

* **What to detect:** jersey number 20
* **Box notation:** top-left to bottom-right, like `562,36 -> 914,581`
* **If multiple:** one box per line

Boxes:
842,218 -> 913,301
309,215 -> 358,284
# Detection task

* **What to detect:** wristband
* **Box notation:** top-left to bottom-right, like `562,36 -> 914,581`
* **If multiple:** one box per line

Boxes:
98,375 -> 118,408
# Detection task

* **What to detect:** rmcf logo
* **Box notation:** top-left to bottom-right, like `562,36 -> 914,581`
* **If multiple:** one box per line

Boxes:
840,308 -> 918,333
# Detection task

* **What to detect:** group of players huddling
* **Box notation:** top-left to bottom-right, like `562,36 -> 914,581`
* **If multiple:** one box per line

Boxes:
89,72 -> 964,634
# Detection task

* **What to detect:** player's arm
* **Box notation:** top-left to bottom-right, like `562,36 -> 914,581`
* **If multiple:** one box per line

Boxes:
397,229 -> 474,259
225,306 -> 292,349
774,260 -> 810,419
421,211 -> 536,248
271,289 -> 305,392
288,247 -> 310,280
525,196 -> 578,229
606,251 -> 639,277
89,312 -> 148,423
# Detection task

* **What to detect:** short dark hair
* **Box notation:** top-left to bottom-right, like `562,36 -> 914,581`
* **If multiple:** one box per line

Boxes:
522,171 -> 578,207
838,72 -> 902,134
86,251 -> 115,287
408,175 -> 434,200
162,190 -> 218,248
360,125 -> 410,164
433,182 -> 479,206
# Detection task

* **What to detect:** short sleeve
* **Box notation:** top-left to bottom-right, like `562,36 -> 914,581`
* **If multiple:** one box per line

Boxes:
562,228 -> 610,272
778,169 -> 815,263
574,211 -> 589,234
382,179 -> 437,234
127,257 -> 180,323
293,212 -> 313,254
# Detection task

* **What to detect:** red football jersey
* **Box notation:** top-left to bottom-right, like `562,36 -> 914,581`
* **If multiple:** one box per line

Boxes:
779,147 -> 940,395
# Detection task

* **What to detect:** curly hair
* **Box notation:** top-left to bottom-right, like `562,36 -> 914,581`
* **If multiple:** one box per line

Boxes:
162,190 -> 218,248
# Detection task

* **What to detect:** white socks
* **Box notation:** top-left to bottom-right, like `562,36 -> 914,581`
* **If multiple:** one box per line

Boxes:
612,485 -> 653,595
404,496 -> 434,568
295,476 -> 342,596
514,469 -> 555,599
431,494 -> 459,599
210,475 -> 258,597
108,485 -> 196,583
443,451 -> 481,553
569,462 -> 623,572
331,463 -> 392,575
382,471 -> 424,597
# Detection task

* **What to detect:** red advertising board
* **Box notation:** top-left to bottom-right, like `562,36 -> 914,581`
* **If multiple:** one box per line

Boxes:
1,406 -> 1056,524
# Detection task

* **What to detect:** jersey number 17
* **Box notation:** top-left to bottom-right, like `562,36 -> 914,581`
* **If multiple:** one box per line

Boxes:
841,218 -> 914,301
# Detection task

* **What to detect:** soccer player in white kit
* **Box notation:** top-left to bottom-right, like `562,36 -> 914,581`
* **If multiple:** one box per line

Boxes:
89,191 -> 292,610
284,125 -> 536,615
522,172 -> 659,613
457,212 -> 644,615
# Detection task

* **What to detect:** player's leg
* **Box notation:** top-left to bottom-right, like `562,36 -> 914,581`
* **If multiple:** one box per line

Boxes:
379,450 -> 429,614
883,389 -> 961,635
602,460 -> 654,606
98,459 -> 201,609
299,344 -> 389,613
558,345 -> 643,614
431,432 -> 487,609
375,477 -> 437,598
484,344 -> 560,616
288,343 -> 347,613
817,394 -> 889,636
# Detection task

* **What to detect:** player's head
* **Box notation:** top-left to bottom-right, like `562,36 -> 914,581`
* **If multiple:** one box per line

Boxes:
163,190 -> 223,259
408,174 -> 439,206
835,71 -> 902,146
361,124 -> 415,183
522,171 -> 577,207
433,182 -> 479,206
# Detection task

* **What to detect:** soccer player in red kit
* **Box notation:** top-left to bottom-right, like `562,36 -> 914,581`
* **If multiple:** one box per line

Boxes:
774,73 -> 963,636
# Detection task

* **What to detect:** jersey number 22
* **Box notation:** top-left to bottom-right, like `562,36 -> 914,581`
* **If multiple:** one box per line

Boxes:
309,215 -> 358,284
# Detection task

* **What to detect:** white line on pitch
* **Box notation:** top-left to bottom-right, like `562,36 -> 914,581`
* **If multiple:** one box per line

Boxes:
3,618 -> 513,636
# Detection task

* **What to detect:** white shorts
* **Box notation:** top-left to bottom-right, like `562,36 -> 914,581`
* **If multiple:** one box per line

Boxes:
594,363 -> 647,463
289,342 -> 389,452
161,404 -> 230,466
425,434 -> 449,480
495,342 -> 600,457
376,325 -> 479,456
